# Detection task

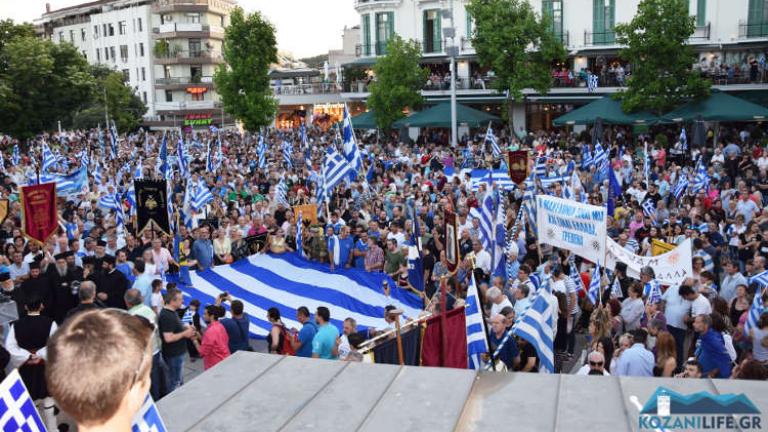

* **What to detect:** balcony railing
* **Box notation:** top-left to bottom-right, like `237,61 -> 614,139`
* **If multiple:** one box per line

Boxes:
460,36 -> 473,51
272,83 -> 342,95
355,43 -> 374,57
152,23 -> 224,34
354,0 -> 402,7
155,76 -> 214,85
155,100 -> 220,111
154,50 -> 224,62
739,20 -> 768,38
690,23 -> 711,41
344,75 -> 496,93
584,30 -> 616,46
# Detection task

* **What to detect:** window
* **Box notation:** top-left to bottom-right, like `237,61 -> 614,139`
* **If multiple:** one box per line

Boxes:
361,14 -> 371,56
189,39 -> 202,57
103,24 -> 107,36
592,0 -> 615,44
142,91 -> 147,104
138,18 -> 143,32
139,43 -> 145,57
165,90 -> 173,102
161,14 -> 172,24
542,1 -> 564,40
747,0 -> 768,36
466,11 -> 472,39
104,47 -> 109,60
422,10 -> 442,53
108,23 -> 115,36
93,25 -> 99,38
120,45 -> 129,62
141,67 -> 146,81
375,12 -> 394,55
110,46 -> 116,62
70,30 -> 74,42
58,31 -> 64,41
96,49 -> 101,62
187,13 -> 201,23
164,65 -> 172,78
122,69 -> 130,82
190,65 -> 202,82
695,0 -> 706,27
119,21 -> 127,35
82,51 -> 87,59
81,28 -> 86,41
190,90 -> 204,101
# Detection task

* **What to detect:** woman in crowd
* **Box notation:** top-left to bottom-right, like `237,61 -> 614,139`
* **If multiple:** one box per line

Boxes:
653,332 -> 678,377
213,227 -> 232,265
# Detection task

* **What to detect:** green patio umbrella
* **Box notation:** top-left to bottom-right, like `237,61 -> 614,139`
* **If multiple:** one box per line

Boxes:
334,110 -> 379,129
552,96 -> 660,125
392,102 -> 501,128
662,90 -> 768,122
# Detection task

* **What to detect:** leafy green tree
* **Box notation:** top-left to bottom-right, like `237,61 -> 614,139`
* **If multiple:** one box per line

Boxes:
0,19 -> 35,61
214,7 -> 277,130
75,65 -> 146,131
467,0 -> 566,128
615,0 -> 710,114
367,36 -> 428,130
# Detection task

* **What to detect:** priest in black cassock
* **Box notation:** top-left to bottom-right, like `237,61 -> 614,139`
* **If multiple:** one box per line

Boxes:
96,255 -> 129,309
47,251 -> 80,324
18,259 -> 52,319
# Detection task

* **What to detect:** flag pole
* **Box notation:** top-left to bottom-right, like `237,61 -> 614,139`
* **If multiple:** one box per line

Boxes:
392,309 -> 405,366
439,276 -> 448,367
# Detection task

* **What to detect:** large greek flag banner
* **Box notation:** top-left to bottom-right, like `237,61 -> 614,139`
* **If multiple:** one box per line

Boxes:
0,370 -> 45,432
170,253 -> 423,337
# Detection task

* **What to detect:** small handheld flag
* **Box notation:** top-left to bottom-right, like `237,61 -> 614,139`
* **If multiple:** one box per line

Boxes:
0,369 -> 46,432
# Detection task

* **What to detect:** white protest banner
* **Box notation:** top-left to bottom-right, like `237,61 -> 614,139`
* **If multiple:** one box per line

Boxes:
605,237 -> 693,286
536,195 -> 607,264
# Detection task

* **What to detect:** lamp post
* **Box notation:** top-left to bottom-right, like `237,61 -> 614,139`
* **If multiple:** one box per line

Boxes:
444,0 -> 459,147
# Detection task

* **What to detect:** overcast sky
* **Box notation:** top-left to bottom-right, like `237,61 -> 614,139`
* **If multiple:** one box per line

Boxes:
0,0 -> 360,58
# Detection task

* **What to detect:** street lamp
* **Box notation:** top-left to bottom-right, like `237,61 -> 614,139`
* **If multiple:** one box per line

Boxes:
443,1 -> 458,147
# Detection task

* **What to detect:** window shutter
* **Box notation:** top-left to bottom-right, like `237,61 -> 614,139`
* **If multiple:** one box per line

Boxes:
435,10 -> 442,52
696,0 -> 706,27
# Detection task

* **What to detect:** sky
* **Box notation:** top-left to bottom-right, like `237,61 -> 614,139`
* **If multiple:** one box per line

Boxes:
0,0 -> 360,58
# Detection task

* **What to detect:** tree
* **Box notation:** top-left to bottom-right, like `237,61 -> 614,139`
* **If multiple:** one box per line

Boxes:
615,0 -> 710,114
367,36 -> 428,130
73,65 -> 146,131
214,7 -> 277,130
467,0 -> 566,129
0,19 -> 35,64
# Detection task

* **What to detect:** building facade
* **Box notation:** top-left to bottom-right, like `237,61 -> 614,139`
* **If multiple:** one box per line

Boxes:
336,0 -> 768,130
38,0 -> 236,129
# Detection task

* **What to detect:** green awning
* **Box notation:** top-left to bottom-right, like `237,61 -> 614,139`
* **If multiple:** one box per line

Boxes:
392,102 -> 502,128
552,96 -> 660,125
346,110 -> 378,129
662,90 -> 768,122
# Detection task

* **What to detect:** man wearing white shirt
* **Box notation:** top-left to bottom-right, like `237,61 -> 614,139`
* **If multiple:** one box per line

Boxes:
470,240 -> 491,281
720,260 -> 747,303
487,287 -> 513,318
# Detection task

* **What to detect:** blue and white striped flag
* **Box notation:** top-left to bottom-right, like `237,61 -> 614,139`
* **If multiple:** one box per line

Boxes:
299,123 -> 308,148
691,157 -> 710,194
581,144 -> 593,170
134,158 -> 144,180
276,178 -> 289,206
45,165 -> 88,195
296,211 -> 304,257
11,145 -> 20,166
0,369 -> 46,432
93,164 -> 103,187
323,148 -> 353,193
41,142 -> 56,173
568,255 -> 585,295
680,128 -> 688,152
109,120 -> 119,159
587,73 -> 599,92
158,132 -> 170,180
673,176 -> 689,201
522,173 -> 538,237
587,263 -> 601,305
469,190 -> 496,253
750,270 -> 768,288
642,200 -> 656,219
466,272 -> 489,369
512,290 -> 555,373
190,181 -> 214,212
744,285 -> 765,334
484,123 -> 501,157
470,169 -> 516,191
181,307 -> 194,325
177,134 -> 189,177
534,156 -> 547,178
131,395 -> 168,432
258,135 -> 267,170
282,141 -> 293,170
644,279 -> 663,304
342,106 -> 362,176
98,192 -> 121,211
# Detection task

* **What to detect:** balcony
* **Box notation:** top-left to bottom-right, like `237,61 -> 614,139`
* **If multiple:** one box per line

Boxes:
272,83 -> 341,96
556,31 -> 570,47
152,23 -> 225,40
155,76 -> 215,89
583,30 -> 617,47
154,50 -> 224,64
739,20 -> 768,39
690,23 -> 710,41
151,0 -> 233,16
353,0 -> 402,9
460,36 -> 473,52
355,43 -> 388,57
155,100 -> 221,112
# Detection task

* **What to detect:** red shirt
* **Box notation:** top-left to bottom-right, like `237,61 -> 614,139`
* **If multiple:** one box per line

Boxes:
198,320 -> 230,370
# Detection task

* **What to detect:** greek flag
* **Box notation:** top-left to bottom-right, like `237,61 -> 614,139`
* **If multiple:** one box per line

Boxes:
643,142 -> 651,183
134,158 -> 144,180
80,149 -> 89,169
581,145 -> 593,169
177,134 -> 188,177
323,148 -> 353,193
470,169 -> 516,192
512,291 -> 555,373
282,141 -> 293,170
109,121 -> 119,159
0,370 -> 46,432
522,173 -> 538,236
93,163 -> 103,187
296,212 -> 304,257
484,123 -> 501,157
680,128 -> 688,152
276,178 -> 289,206
466,272 -> 489,369
744,285 -> 766,334
131,395 -> 168,432
190,181 -> 214,212
750,270 -> 768,288
315,171 -> 327,206
587,263 -> 601,305
587,73 -> 599,92
691,157 -> 709,194
593,141 -> 607,168
41,142 -> 56,173
181,307 -> 194,325
39,165 -> 89,195
568,255 -> 585,294
165,252 -> 423,338
642,200 -> 656,219
98,126 -> 106,155
11,145 -> 20,166
342,105 -> 362,176
158,132 -> 170,180
673,176 -> 689,201
469,190 -> 496,253
99,192 -> 121,211
534,156 -> 547,178
257,135 -> 267,170
644,279 -> 662,304
299,123 -> 308,148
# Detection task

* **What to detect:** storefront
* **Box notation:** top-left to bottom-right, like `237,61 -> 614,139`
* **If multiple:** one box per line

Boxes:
311,103 -> 344,129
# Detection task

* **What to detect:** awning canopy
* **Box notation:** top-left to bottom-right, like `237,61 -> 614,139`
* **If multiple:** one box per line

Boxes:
553,95 -> 660,125
662,90 -> 768,122
393,102 -> 501,128
337,110 -> 378,129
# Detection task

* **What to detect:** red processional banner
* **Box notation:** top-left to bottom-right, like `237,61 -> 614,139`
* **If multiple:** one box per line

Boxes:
20,183 -> 58,244
507,150 -> 529,184
444,210 -> 460,273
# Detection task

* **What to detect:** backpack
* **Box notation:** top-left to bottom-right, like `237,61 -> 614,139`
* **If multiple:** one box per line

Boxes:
277,325 -> 296,356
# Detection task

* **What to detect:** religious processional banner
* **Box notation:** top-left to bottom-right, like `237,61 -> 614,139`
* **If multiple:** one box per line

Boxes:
535,195 -> 607,264
444,210 -> 460,273
135,180 -> 171,237
292,204 -> 318,225
20,183 -> 57,244
507,150 -> 529,184
605,238 -> 693,287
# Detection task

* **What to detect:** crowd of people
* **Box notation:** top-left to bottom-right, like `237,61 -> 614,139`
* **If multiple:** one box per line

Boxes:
0,118 -> 766,428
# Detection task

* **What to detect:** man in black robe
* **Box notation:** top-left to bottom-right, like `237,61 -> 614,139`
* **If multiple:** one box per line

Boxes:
47,252 -> 79,324
18,260 -> 51,319
96,255 -> 129,309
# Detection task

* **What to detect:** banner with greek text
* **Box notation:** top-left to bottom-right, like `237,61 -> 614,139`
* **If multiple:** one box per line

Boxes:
535,195 -> 607,264
606,238 -> 692,286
